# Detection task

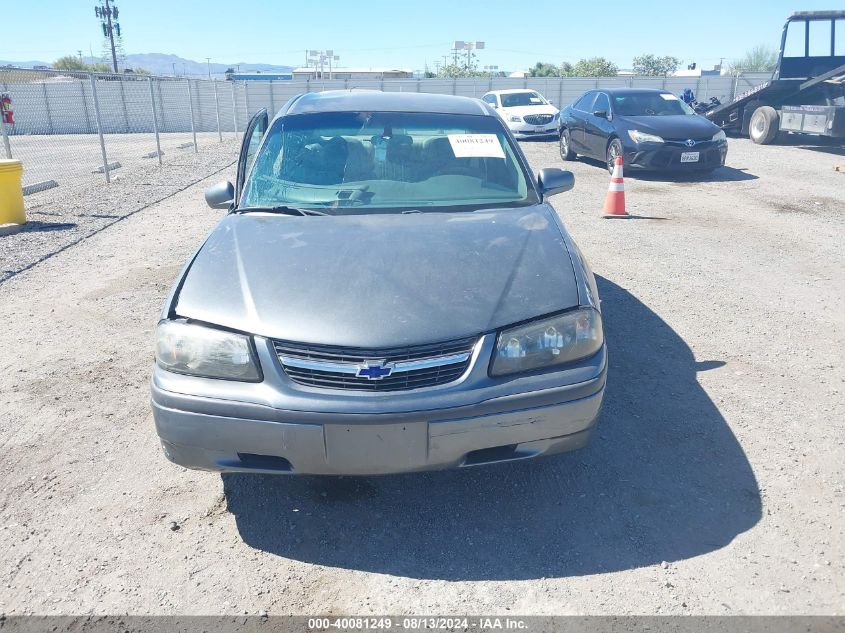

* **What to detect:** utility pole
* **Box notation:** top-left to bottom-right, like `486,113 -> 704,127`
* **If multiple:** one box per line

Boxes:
94,0 -> 122,73
206,57 -> 212,80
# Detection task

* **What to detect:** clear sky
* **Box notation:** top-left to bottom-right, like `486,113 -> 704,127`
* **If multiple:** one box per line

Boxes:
0,0 -> 832,71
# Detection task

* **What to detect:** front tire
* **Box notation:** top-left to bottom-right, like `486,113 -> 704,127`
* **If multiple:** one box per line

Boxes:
749,106 -> 779,145
559,129 -> 576,161
606,138 -> 623,173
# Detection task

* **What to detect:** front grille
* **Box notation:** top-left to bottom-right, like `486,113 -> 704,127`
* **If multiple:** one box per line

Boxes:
273,336 -> 477,391
664,138 -> 714,147
523,114 -> 554,125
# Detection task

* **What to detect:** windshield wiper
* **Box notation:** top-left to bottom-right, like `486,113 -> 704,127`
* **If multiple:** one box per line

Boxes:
235,205 -> 328,217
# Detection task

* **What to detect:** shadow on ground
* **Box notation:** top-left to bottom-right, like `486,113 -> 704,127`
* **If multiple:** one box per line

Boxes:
0,221 -> 77,236
576,157 -> 758,183
775,135 -> 845,157
223,276 -> 761,580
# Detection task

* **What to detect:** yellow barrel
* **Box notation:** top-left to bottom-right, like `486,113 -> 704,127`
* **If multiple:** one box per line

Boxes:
0,159 -> 26,225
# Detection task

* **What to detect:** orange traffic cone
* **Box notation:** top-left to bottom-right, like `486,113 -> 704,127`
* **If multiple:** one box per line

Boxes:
602,155 -> 630,219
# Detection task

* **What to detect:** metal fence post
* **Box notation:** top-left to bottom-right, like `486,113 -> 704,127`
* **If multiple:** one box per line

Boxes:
269,80 -> 275,114
80,80 -> 93,133
186,79 -> 198,153
148,78 -> 163,166
89,73 -> 111,183
0,112 -> 11,159
231,82 -> 239,135
213,80 -> 222,142
42,82 -> 54,134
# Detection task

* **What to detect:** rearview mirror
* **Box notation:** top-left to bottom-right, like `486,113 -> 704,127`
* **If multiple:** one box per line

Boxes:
205,181 -> 235,209
537,168 -> 574,197
592,110 -> 608,119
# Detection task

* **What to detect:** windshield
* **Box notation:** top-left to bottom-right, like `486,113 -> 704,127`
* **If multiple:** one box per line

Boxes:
500,92 -> 547,108
241,111 -> 537,213
612,93 -> 696,116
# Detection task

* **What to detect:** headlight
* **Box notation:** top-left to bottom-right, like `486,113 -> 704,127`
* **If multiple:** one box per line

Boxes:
552,112 -> 560,121
490,308 -> 603,377
628,130 -> 664,144
509,115 -> 523,122
711,130 -> 726,142
155,320 -> 261,381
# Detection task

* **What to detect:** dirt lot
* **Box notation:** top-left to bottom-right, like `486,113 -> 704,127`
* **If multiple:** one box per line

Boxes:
7,132 -> 229,190
0,136 -> 843,616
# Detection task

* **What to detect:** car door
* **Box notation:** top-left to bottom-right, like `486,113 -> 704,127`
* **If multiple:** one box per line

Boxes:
567,92 -> 595,154
583,92 -> 615,157
235,108 -> 268,205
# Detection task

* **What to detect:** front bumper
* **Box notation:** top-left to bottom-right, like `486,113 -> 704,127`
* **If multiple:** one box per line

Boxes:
509,122 -> 558,139
625,140 -> 727,171
151,336 -> 607,475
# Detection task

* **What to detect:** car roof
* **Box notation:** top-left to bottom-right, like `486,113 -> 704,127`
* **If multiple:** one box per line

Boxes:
281,90 -> 489,117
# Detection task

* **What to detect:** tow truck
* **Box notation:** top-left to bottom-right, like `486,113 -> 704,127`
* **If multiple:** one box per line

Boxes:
707,10 -> 845,144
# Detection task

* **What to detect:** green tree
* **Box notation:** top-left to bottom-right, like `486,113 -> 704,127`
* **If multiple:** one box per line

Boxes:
728,45 -> 778,73
530,62 -> 560,77
53,56 -> 111,73
573,57 -> 619,77
437,51 -> 487,78
559,61 -> 575,77
53,55 -> 91,71
632,54 -> 681,76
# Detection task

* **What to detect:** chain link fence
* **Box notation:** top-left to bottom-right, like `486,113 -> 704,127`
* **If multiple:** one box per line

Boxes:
1,68 -> 771,193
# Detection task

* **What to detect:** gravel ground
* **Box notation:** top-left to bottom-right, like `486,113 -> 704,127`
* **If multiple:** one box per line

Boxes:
6,132 -> 230,189
0,138 -> 238,282
0,136 -> 842,616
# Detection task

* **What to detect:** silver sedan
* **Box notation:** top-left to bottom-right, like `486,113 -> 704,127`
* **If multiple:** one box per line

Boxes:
151,90 -> 606,475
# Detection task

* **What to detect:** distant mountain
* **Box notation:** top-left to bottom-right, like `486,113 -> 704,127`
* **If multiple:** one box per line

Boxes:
123,53 -> 294,79
0,59 -> 51,68
1,53 -> 294,79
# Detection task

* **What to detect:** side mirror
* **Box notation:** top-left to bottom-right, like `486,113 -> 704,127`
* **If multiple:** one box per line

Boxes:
205,181 -> 235,209
538,168 -> 574,197
592,110 -> 608,119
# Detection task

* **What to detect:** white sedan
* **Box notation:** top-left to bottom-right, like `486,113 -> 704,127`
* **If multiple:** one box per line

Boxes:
482,89 -> 560,139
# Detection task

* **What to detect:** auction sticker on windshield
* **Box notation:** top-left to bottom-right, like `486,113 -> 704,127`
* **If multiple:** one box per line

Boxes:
448,134 -> 506,158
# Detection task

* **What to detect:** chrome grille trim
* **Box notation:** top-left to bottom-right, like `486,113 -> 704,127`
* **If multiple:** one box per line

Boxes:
273,336 -> 478,391
278,351 -> 471,375
523,114 -> 554,125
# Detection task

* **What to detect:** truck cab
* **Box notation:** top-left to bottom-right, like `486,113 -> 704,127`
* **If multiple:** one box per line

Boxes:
708,10 -> 845,144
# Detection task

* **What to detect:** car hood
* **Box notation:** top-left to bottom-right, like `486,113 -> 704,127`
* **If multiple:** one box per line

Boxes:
501,105 -> 559,118
175,206 -> 580,348
618,114 -> 719,140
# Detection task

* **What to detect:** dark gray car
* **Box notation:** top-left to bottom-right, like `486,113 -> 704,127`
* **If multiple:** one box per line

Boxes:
151,91 -> 606,475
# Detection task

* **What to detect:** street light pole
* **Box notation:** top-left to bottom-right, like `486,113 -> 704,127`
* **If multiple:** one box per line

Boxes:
206,57 -> 212,80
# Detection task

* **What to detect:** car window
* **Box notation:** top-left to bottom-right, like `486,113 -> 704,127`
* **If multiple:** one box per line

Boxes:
592,93 -> 610,114
784,20 -> 807,57
482,94 -> 497,105
612,93 -> 695,116
242,111 -> 539,213
573,92 -> 596,112
808,19 -> 832,57
500,92 -> 547,108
